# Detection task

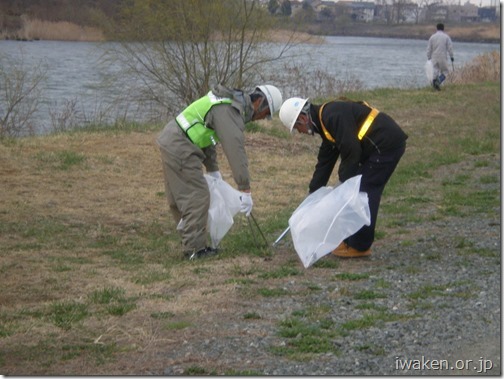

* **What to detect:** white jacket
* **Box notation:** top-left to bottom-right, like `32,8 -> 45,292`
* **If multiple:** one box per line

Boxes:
427,30 -> 454,62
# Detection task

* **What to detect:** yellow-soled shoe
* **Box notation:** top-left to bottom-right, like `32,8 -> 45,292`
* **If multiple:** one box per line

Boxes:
332,242 -> 371,258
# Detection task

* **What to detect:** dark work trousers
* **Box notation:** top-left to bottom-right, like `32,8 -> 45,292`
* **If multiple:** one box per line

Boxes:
346,144 -> 406,251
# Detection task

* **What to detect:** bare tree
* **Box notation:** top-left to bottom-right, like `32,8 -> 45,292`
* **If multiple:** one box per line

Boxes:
102,0 -> 296,119
0,52 -> 46,137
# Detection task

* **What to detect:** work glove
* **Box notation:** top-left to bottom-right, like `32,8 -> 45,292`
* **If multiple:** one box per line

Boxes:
207,171 -> 222,180
240,192 -> 253,217
451,57 -> 454,62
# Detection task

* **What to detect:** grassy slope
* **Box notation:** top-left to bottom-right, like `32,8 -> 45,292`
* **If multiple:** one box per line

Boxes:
0,82 -> 500,374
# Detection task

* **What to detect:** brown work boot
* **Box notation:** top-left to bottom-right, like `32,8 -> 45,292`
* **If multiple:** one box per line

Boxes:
332,241 -> 348,255
332,242 -> 371,258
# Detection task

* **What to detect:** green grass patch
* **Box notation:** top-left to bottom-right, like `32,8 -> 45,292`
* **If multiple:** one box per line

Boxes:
89,286 -> 126,304
243,312 -> 262,320
340,311 -> 408,331
272,316 -> 339,359
480,175 -> 498,184
35,150 -> 87,170
165,320 -> 192,330
46,301 -> 89,330
150,311 -> 175,319
185,365 -> 214,375
334,272 -> 370,281
355,302 -> 388,312
312,259 -> 340,269
4,338 -> 118,371
225,277 -> 256,286
225,369 -> 264,376
89,287 -> 137,316
407,282 -> 475,301
354,290 -> 387,300
60,341 -> 117,364
259,266 -> 302,279
258,287 -> 290,297
441,188 -> 499,216
4,218 -> 83,248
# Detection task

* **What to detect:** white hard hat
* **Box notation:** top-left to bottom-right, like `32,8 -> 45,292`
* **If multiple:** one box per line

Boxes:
279,97 -> 308,133
255,85 -> 283,118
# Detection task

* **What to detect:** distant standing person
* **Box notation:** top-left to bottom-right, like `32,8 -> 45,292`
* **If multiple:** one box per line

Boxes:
427,23 -> 454,91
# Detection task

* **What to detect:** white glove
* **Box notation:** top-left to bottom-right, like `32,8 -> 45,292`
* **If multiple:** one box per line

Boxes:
208,171 -> 222,180
240,192 -> 253,217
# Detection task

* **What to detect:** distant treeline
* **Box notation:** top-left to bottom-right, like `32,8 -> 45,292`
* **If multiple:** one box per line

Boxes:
0,0 -> 499,43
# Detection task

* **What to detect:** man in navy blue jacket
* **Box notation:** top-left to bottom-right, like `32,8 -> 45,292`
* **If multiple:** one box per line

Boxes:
279,97 -> 408,258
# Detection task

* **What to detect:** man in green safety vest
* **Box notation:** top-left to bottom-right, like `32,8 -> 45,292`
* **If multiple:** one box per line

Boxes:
157,84 -> 282,260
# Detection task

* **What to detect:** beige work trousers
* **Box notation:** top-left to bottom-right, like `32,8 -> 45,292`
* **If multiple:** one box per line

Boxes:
159,146 -> 210,253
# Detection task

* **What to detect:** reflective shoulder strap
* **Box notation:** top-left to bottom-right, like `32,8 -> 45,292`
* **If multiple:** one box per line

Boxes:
358,108 -> 379,140
318,103 -> 336,143
338,97 -> 379,141
320,100 -> 379,142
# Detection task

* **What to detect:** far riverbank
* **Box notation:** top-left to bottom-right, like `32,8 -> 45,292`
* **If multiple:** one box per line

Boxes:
2,18 -> 500,44
307,22 -> 501,44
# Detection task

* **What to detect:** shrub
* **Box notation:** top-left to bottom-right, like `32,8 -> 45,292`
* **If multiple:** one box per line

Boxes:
450,51 -> 500,84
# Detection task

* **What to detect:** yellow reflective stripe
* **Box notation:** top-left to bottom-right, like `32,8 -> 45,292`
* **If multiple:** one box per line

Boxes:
318,103 -> 336,143
358,108 -> 379,140
320,102 -> 379,143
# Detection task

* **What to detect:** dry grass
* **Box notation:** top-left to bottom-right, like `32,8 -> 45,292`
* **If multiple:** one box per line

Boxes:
450,50 -> 501,84
0,124 -> 326,373
2,18 -> 104,41
447,24 -> 500,41
0,79 -> 500,374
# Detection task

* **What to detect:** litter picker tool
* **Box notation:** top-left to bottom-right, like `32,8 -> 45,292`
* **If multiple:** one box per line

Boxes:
247,213 -> 270,250
273,226 -> 290,247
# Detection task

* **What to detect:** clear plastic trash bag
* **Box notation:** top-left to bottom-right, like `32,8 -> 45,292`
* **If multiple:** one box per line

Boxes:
205,175 -> 242,248
288,175 -> 371,268
425,60 -> 434,82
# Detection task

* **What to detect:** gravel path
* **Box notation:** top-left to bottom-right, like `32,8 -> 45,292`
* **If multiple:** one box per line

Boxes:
155,211 -> 500,376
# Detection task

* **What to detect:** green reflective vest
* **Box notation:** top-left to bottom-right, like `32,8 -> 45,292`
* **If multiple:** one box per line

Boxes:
176,91 -> 233,148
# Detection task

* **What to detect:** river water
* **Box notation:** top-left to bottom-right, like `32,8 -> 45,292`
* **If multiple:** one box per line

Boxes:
296,36 -> 498,89
0,37 -> 498,134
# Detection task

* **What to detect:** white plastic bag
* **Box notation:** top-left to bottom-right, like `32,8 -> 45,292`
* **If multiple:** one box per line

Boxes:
205,175 -> 242,248
425,60 -> 434,82
288,175 -> 371,268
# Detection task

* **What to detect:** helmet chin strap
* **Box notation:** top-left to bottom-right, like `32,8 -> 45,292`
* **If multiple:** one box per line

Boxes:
306,113 -> 317,136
